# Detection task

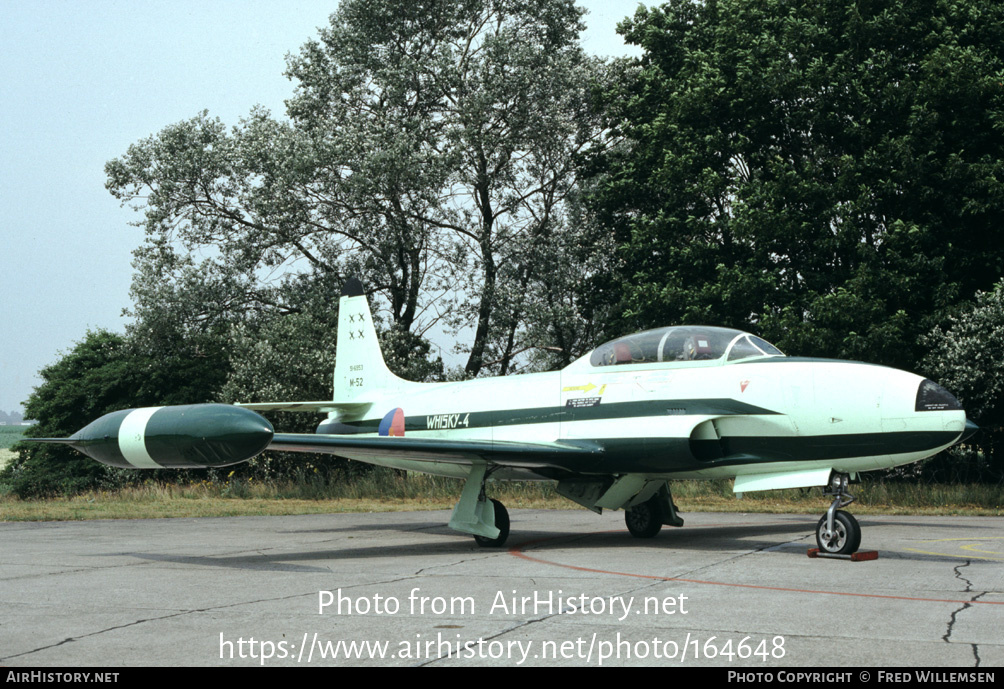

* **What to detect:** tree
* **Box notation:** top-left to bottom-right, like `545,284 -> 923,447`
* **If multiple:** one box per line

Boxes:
2,330 -> 225,497
922,281 -> 1004,480
588,0 -> 1004,372
106,0 -> 610,381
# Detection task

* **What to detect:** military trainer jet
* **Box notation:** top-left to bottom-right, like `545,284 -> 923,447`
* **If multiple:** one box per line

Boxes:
33,279 -> 975,554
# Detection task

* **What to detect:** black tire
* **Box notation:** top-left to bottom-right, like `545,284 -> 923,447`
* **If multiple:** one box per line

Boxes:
625,497 -> 663,538
474,499 -> 510,548
815,510 -> 861,554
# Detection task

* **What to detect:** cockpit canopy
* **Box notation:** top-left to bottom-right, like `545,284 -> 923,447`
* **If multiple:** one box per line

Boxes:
588,326 -> 784,368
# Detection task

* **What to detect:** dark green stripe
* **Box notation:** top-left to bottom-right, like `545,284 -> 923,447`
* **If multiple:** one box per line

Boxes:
342,398 -> 780,433
710,430 -> 959,465
599,430 -> 960,473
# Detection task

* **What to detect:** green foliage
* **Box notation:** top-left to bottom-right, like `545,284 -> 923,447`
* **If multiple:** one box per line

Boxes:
590,0 -> 1004,372
922,280 -> 1004,480
2,331 -> 226,498
218,308 -> 342,479
923,280 -> 1004,426
379,324 -> 445,383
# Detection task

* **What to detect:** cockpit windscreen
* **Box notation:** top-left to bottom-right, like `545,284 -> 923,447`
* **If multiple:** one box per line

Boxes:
589,327 -> 784,367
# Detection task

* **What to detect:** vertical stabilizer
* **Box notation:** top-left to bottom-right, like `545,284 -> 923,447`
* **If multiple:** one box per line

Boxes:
333,279 -> 412,401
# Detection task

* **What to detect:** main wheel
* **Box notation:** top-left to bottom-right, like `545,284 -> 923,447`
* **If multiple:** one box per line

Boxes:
474,499 -> 510,548
625,497 -> 663,538
815,510 -> 861,554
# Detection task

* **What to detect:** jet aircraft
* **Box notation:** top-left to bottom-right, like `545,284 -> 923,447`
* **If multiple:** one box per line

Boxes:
32,278 -> 976,554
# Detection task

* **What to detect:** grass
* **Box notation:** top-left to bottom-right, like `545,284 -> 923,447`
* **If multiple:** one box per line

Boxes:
0,470 -> 1000,521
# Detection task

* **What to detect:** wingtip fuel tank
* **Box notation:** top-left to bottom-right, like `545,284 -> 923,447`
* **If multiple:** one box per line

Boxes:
28,404 -> 274,469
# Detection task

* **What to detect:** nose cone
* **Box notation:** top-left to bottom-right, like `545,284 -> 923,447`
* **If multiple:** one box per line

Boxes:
960,418 -> 979,443
903,379 -> 975,451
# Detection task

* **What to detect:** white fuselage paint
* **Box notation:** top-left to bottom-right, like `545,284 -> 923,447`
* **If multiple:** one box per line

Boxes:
117,407 -> 164,468
329,356 -> 966,489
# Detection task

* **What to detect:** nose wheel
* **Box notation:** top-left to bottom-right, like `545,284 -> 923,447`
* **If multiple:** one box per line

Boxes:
815,510 -> 860,554
816,473 -> 861,555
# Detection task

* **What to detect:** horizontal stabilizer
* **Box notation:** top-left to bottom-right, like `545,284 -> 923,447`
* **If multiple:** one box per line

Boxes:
236,401 -> 372,415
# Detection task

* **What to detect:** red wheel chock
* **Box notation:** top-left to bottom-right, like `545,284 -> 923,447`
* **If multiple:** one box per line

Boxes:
807,548 -> 879,561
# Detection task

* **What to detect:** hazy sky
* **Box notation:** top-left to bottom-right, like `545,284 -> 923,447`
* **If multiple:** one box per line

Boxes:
1,0 -> 642,416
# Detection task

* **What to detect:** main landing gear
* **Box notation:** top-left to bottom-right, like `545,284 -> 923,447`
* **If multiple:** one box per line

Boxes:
448,463 -> 510,548
474,498 -> 510,548
624,483 -> 685,539
816,472 -> 861,555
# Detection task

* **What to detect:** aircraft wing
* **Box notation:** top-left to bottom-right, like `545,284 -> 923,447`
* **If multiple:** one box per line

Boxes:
268,433 -> 604,469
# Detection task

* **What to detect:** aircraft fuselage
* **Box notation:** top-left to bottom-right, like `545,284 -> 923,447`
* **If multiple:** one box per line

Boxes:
319,355 -> 967,486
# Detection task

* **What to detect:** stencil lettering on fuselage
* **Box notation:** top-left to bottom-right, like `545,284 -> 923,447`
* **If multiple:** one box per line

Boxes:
426,413 -> 470,430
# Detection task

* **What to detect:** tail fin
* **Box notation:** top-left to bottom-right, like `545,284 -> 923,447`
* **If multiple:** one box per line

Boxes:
333,278 -> 416,401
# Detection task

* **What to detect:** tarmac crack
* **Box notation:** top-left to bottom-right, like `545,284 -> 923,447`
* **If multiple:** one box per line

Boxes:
0,589 -> 319,664
413,551 -> 501,577
0,610 -> 196,663
942,559 -> 986,667
0,555 -> 167,583
675,532 -> 812,581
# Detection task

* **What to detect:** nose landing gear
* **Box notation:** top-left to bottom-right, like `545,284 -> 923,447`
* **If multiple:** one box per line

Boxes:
816,473 -> 861,555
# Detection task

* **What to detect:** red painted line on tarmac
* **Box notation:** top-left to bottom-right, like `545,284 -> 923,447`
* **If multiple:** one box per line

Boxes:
507,528 -> 1004,607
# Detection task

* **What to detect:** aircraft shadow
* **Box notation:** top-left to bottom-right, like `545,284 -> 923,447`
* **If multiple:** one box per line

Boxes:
511,520 -> 815,553
115,535 -> 477,572
103,513 -> 998,571
109,520 -> 816,571
276,516 -> 451,535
